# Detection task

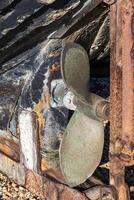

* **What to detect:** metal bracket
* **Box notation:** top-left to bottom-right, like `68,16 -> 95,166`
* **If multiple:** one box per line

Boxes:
51,79 -> 109,121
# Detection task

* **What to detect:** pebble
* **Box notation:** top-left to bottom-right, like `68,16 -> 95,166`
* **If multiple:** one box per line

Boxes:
0,172 -> 41,199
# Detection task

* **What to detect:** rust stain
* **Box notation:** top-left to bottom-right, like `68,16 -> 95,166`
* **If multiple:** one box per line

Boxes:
34,87 -> 50,131
34,86 -> 51,171
49,64 -> 60,73
110,0 -> 134,199
26,170 -> 44,199
41,157 -> 51,171
0,137 -> 19,162
118,185 -> 130,200
34,100 -> 45,131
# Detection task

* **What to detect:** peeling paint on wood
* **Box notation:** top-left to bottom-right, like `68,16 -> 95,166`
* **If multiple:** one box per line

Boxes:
19,110 -> 40,172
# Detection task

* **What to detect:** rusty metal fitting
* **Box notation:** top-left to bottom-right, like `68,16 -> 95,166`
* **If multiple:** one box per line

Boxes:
95,100 -> 109,121
50,79 -> 76,110
87,93 -> 109,121
51,79 -> 109,120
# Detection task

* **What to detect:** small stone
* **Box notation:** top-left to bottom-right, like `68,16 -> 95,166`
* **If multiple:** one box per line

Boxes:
0,172 -> 40,199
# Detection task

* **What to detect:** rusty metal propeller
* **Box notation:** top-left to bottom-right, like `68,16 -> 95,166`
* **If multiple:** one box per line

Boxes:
59,43 -> 109,187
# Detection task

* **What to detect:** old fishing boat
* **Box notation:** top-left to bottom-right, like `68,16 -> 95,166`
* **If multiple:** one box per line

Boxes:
0,0 -> 133,199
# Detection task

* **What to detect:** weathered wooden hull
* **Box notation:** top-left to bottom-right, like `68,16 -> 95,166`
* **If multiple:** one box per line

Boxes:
0,0 -> 113,199
0,0 -> 109,158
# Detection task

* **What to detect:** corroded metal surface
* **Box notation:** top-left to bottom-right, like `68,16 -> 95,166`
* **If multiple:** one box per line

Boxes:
110,1 -> 134,199
60,110 -> 104,187
61,43 -> 90,102
61,43 -> 109,120
59,43 -> 110,187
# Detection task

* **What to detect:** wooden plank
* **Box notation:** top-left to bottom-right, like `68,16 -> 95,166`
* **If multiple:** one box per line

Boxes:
19,110 -> 40,172
110,0 -> 134,199
0,134 -> 19,162
0,0 -> 43,39
25,170 -> 89,200
0,0 -> 15,10
0,152 -> 25,185
0,0 -> 80,63
0,1 -> 108,66
0,80 -> 24,130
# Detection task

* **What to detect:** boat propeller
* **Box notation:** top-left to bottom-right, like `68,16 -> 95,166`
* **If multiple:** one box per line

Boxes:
51,43 -> 109,187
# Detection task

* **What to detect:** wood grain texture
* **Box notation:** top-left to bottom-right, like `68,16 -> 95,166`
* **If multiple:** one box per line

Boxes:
110,1 -> 134,199
26,170 -> 89,200
0,134 -> 19,162
0,152 -> 25,185
19,110 -> 40,172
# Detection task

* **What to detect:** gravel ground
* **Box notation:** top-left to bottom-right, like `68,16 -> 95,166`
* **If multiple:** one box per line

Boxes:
0,173 -> 40,200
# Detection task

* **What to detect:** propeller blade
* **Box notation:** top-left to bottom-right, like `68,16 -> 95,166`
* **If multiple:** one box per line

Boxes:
59,110 -> 104,187
61,43 -> 90,102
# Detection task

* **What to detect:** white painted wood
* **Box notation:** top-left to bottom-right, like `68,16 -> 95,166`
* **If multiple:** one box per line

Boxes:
19,110 -> 39,172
